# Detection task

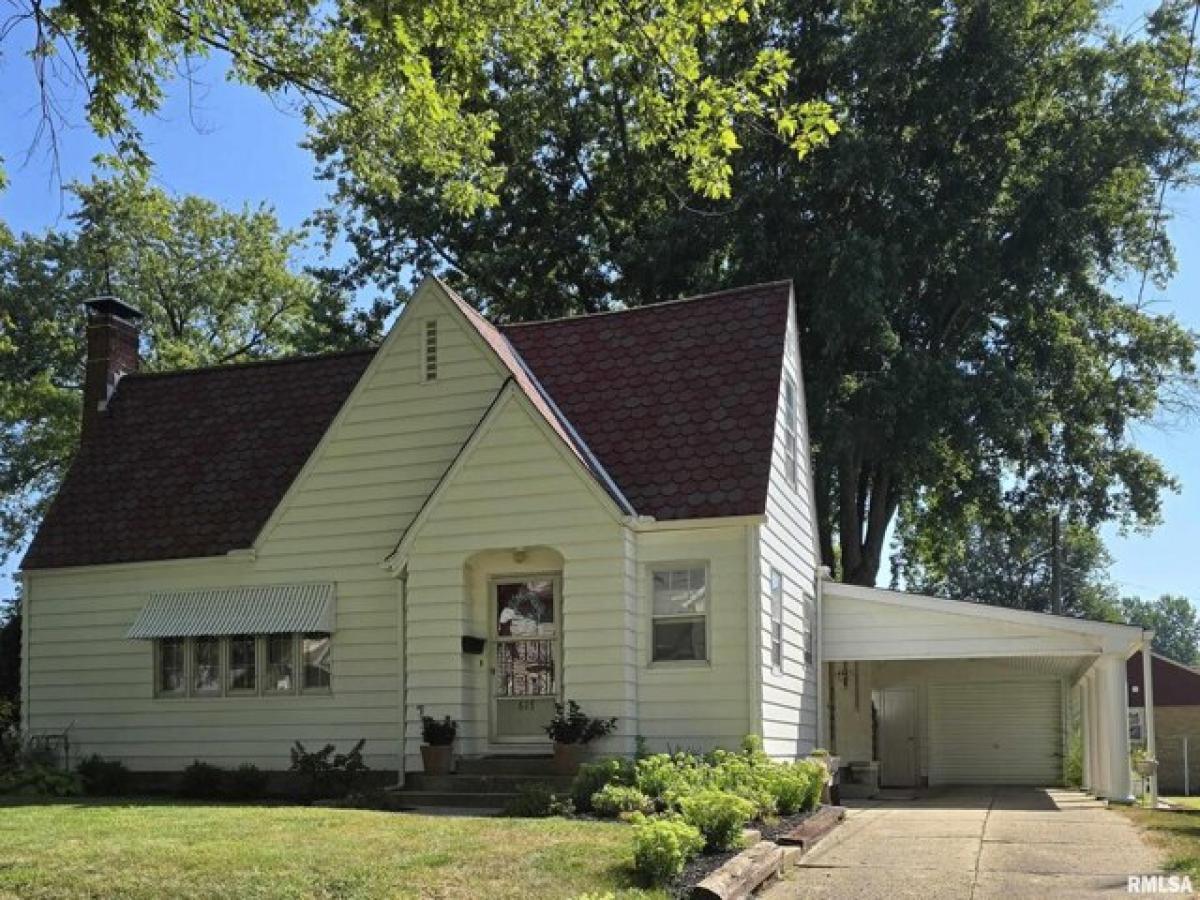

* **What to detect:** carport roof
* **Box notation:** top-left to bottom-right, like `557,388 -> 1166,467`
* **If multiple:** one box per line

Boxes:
822,582 -> 1147,663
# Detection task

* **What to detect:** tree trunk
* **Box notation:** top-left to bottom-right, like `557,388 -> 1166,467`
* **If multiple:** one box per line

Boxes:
834,453 -> 901,586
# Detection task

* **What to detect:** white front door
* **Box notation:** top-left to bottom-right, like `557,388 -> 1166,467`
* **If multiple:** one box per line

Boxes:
490,576 -> 560,743
879,687 -> 918,787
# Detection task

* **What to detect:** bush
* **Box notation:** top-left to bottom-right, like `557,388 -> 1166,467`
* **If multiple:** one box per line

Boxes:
679,789 -> 756,851
0,764 -> 81,797
227,763 -> 269,800
590,783 -> 653,818
289,739 -> 369,800
544,700 -> 618,745
501,782 -> 573,818
630,813 -> 705,885
77,754 -> 131,796
634,753 -> 704,807
179,760 -> 226,799
421,716 -> 457,746
762,760 -> 824,816
571,758 -> 635,813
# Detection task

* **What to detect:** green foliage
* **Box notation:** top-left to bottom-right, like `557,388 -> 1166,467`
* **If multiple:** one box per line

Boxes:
1065,731 -> 1083,789
895,512 -> 1123,621
0,177 -> 371,563
227,763 -> 270,800
7,0 -> 834,216
179,761 -> 226,800
288,739 -> 369,800
420,716 -> 458,746
77,754 -> 131,796
763,761 -> 825,816
501,782 -> 574,818
678,789 -> 756,851
1121,595 -> 1200,666
570,758 -> 636,813
325,0 -> 1200,585
589,784 -> 654,819
629,813 -> 705,885
0,764 -> 81,797
0,599 -> 18,726
544,701 -> 618,745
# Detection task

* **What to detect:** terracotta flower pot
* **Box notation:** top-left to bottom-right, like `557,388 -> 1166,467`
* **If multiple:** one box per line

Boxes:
553,741 -> 583,775
421,743 -> 453,775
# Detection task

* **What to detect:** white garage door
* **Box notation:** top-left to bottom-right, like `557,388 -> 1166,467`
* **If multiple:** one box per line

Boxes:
928,681 -> 1063,785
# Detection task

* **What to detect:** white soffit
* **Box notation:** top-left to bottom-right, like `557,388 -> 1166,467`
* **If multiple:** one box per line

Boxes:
127,583 -> 335,639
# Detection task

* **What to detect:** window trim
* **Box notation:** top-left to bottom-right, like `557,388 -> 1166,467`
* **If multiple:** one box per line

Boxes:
769,568 -> 784,674
647,561 -> 712,667
782,375 -> 799,488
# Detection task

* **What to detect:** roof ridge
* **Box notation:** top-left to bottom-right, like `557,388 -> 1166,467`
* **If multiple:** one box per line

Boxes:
124,346 -> 378,380
499,279 -> 792,329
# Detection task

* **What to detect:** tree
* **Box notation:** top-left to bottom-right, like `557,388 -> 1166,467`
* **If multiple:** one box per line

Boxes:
0,174 -> 366,562
0,597 -> 19,729
894,508 -> 1121,622
3,0 -> 835,215
1121,594 -> 1200,666
320,0 -> 1200,583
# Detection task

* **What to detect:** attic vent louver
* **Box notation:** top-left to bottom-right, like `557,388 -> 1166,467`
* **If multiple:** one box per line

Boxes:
423,319 -> 438,382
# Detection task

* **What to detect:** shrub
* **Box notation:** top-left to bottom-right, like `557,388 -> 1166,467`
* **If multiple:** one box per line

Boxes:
571,758 -> 635,812
179,760 -> 226,799
634,752 -> 703,806
544,700 -> 618,745
501,782 -> 573,817
763,761 -> 823,816
590,783 -> 653,818
679,789 -> 756,851
421,716 -> 457,746
77,754 -> 131,796
227,763 -> 269,800
0,764 -> 81,797
289,739 -> 369,800
630,813 -> 705,885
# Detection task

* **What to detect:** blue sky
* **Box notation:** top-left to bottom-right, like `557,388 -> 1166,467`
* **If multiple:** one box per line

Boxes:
1,6 -> 1197,602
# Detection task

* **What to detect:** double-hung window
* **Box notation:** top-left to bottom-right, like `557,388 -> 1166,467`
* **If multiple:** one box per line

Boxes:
158,637 -> 186,696
266,634 -> 296,693
769,569 -> 784,672
783,376 -> 799,487
228,635 -> 257,693
192,637 -> 221,695
651,566 -> 708,662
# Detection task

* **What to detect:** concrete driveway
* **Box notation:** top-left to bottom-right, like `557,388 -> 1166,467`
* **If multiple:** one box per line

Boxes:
763,786 -> 1170,899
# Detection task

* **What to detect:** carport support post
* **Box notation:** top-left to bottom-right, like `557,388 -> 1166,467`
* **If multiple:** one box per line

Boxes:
1079,680 -> 1091,793
1098,653 -> 1133,802
1142,636 -> 1157,808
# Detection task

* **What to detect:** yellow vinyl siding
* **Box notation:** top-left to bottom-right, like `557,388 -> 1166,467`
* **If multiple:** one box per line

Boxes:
758,292 -> 821,759
22,283 -> 506,773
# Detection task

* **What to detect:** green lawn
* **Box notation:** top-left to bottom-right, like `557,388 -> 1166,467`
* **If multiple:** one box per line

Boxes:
0,798 -> 664,899
1164,796 -> 1200,811
1119,806 -> 1200,881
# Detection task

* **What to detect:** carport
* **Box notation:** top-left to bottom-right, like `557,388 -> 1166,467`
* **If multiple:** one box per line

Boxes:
819,582 -> 1152,801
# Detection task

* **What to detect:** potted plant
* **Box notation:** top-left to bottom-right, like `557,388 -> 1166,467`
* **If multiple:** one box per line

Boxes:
420,715 -> 457,775
544,700 -> 617,775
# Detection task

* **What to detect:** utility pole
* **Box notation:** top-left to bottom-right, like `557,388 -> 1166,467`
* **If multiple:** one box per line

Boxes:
1050,513 -> 1063,616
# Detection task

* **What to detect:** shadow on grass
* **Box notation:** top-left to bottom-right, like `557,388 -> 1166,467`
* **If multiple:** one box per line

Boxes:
0,794 -> 312,810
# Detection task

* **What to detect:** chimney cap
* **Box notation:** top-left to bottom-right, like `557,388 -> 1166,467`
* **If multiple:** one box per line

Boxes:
84,295 -> 144,322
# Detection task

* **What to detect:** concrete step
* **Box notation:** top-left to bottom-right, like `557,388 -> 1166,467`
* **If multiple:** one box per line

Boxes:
388,790 -> 518,810
455,755 -> 557,776
406,772 -> 574,793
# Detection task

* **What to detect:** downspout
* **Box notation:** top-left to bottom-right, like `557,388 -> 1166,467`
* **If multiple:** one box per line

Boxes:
815,566 -> 828,749
396,567 -> 409,788
1142,632 -> 1157,808
746,524 -> 763,743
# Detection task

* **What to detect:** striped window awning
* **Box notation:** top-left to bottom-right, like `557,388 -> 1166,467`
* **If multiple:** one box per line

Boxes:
127,583 -> 336,639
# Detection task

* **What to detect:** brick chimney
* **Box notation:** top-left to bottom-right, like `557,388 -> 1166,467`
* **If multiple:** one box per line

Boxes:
82,296 -> 143,437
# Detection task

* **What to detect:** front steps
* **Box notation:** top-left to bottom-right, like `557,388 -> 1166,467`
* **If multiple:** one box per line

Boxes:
388,755 -> 573,813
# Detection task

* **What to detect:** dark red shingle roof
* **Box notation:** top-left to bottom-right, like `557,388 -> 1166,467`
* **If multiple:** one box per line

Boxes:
22,281 -> 791,569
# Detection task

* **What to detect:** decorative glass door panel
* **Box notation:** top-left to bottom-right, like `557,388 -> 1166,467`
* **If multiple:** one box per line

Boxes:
492,578 -> 558,741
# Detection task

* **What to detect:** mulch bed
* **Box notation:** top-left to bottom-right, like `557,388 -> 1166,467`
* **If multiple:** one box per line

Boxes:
670,809 -> 816,899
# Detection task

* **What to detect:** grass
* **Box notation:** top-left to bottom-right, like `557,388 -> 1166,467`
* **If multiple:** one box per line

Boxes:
1165,796 -> 1200,811
1119,805 -> 1200,881
0,798 -> 666,899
